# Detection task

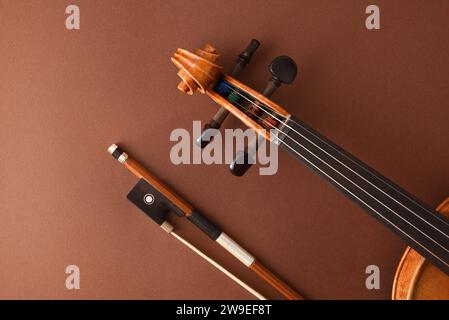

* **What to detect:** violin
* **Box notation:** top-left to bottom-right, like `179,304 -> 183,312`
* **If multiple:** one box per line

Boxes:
171,40 -> 449,299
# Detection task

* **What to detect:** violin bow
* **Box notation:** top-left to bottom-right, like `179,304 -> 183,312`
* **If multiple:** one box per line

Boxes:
171,41 -> 449,277
108,144 -> 303,300
167,226 -> 266,300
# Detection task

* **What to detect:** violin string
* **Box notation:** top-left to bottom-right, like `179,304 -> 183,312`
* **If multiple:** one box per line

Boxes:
258,106 -> 449,230
216,90 -> 449,268
222,81 -> 449,230
212,83 -> 449,265
219,81 -> 449,236
219,81 -> 449,244
222,91 -> 449,249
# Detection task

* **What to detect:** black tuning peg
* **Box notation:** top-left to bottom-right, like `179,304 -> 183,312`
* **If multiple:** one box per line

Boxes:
230,55 -> 298,176
233,39 -> 261,75
229,135 -> 264,176
196,39 -> 261,148
262,55 -> 298,98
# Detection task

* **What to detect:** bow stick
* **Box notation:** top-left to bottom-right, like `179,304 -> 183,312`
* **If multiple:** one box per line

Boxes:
108,144 -> 302,300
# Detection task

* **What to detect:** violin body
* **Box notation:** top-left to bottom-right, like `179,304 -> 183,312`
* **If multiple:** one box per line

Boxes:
393,197 -> 449,300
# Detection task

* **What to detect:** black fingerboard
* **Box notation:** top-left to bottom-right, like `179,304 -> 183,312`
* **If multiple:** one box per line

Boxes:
279,116 -> 449,275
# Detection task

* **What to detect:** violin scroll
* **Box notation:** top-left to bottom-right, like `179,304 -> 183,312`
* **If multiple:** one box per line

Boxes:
171,44 -> 223,95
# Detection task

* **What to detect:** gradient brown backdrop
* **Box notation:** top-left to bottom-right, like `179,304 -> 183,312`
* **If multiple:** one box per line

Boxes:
1,0 -> 448,299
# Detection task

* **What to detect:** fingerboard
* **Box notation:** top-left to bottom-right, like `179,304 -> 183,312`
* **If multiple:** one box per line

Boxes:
279,116 -> 449,274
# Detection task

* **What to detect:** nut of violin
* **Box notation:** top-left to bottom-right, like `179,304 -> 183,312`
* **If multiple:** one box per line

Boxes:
171,44 -> 222,95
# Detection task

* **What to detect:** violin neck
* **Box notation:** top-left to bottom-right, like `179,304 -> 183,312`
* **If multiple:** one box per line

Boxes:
278,116 -> 449,275
207,73 -> 449,273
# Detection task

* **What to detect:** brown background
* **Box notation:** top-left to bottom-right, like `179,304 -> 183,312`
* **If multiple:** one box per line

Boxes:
1,0 -> 448,299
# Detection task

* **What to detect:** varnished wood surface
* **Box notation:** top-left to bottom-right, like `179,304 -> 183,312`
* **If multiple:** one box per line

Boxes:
206,90 -> 271,141
172,44 -> 222,95
224,75 -> 291,118
392,197 -> 449,299
172,45 -> 292,141
249,260 -> 303,300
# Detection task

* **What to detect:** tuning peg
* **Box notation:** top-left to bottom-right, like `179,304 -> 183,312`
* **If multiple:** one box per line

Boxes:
262,55 -> 298,98
233,39 -> 261,75
229,55 -> 298,176
196,39 -> 261,148
195,108 -> 229,148
229,136 -> 263,176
